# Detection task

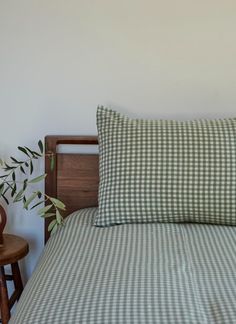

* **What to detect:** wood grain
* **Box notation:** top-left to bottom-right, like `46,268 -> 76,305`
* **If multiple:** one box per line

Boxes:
0,234 -> 29,266
0,234 -> 28,323
57,154 -> 99,216
0,206 -> 7,246
45,136 -> 99,242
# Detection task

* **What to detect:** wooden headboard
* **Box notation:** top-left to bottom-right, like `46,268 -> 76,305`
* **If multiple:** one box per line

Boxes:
45,136 -> 99,242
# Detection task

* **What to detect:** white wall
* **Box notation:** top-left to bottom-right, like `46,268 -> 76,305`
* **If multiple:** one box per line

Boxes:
0,0 -> 236,280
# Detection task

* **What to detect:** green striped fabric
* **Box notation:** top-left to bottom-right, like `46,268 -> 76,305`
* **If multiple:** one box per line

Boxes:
95,107 -> 236,227
11,208 -> 236,323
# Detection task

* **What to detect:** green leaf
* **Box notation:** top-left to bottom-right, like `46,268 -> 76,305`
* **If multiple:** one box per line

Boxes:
30,160 -> 33,175
0,183 -> 4,196
18,146 -> 30,157
25,147 -> 41,158
23,179 -> 28,190
4,163 -> 15,170
13,189 -> 25,202
32,151 -> 41,157
48,219 -> 57,232
49,198 -> 66,210
28,174 -> 47,184
56,209 -> 62,224
24,147 -> 34,155
30,200 -> 45,210
50,155 -> 55,171
50,223 -> 58,235
38,140 -> 43,154
10,157 -> 20,164
3,186 -> 9,195
42,212 -> 56,218
2,194 -> 9,204
24,192 -> 38,209
38,204 -> 53,215
20,166 -> 25,174
11,184 -> 17,197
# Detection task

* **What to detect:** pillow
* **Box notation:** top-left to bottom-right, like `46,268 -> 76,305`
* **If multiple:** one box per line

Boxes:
95,106 -> 236,227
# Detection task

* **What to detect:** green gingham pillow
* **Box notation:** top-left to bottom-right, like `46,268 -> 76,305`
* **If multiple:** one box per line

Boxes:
95,107 -> 236,227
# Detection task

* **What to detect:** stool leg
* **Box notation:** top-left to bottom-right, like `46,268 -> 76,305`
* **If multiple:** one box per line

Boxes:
0,266 -> 10,324
11,263 -> 23,300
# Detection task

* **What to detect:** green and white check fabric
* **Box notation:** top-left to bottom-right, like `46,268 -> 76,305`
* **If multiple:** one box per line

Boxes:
96,107 -> 236,226
11,208 -> 236,324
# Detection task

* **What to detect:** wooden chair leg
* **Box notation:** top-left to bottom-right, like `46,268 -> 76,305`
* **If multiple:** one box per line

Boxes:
0,266 -> 10,324
11,262 -> 23,300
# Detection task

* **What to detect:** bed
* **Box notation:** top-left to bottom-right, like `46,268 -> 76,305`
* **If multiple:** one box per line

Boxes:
10,207 -> 236,324
10,133 -> 236,324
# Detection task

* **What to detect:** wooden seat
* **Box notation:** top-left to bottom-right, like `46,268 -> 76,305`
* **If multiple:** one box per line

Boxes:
0,234 -> 29,324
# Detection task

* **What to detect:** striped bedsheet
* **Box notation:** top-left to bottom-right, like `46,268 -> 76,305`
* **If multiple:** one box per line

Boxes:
11,208 -> 236,324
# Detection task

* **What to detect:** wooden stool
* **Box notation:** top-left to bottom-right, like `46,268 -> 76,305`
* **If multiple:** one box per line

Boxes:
0,234 -> 29,324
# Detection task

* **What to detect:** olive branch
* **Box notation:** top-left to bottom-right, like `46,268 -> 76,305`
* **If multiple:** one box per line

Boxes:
0,140 -> 65,235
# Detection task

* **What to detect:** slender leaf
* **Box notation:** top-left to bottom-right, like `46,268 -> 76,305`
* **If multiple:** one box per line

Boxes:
50,223 -> 58,235
4,163 -> 15,170
38,140 -> 43,154
32,151 -> 41,157
0,183 -> 4,196
25,162 -> 29,167
24,147 -> 34,155
3,186 -> 9,195
30,200 -> 45,210
56,209 -> 62,224
13,188 -> 25,202
2,194 -> 9,204
42,212 -> 56,218
10,157 -> 20,164
23,179 -> 28,190
24,192 -> 38,209
11,184 -> 17,197
25,147 -> 41,158
48,219 -> 57,232
20,166 -> 25,174
12,172 -> 15,181
28,174 -> 47,184
18,146 -> 30,157
49,198 -> 66,210
38,204 -> 53,216
30,160 -> 33,175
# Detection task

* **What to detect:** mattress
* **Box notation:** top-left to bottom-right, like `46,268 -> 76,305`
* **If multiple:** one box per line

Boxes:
10,208 -> 236,324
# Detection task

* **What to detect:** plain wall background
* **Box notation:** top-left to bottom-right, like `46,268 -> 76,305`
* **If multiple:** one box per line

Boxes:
0,0 -> 236,280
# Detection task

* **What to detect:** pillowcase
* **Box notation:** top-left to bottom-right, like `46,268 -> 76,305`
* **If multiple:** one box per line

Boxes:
95,106 -> 236,227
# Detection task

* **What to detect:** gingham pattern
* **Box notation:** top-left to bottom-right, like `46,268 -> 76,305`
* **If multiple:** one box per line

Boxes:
95,107 -> 236,226
11,208 -> 236,324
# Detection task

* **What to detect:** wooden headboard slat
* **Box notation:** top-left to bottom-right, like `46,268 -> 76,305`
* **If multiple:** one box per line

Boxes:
45,136 -> 99,243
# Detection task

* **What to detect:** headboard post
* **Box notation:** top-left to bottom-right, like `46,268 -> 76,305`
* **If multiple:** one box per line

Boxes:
44,135 -> 99,243
45,136 -> 58,242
